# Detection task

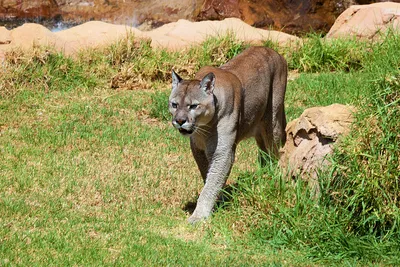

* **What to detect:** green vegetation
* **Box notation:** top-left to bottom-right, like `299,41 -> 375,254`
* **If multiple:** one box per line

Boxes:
0,31 -> 399,266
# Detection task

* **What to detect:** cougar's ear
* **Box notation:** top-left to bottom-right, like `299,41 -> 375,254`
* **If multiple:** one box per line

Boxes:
172,70 -> 182,90
200,72 -> 215,95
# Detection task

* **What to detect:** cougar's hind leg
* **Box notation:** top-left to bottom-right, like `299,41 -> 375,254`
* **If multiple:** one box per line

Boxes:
256,84 -> 285,163
255,130 -> 274,167
272,101 -> 286,149
271,60 -> 287,151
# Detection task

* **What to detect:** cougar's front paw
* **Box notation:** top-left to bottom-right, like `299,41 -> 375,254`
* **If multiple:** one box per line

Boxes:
188,214 -> 206,225
188,210 -> 210,225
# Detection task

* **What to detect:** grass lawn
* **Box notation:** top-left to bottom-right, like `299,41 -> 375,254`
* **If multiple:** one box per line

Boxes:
0,32 -> 399,266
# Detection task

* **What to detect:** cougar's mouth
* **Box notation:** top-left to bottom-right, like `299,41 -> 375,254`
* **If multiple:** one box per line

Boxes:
178,128 -> 194,135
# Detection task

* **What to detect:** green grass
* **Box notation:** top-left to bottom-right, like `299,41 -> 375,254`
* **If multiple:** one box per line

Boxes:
287,33 -> 365,73
1,31 -> 399,265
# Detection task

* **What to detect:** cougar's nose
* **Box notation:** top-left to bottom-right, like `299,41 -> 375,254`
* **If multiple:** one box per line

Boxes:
175,118 -> 186,126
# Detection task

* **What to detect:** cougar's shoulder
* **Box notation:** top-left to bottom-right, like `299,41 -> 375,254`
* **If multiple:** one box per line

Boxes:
195,66 -> 242,114
221,46 -> 287,79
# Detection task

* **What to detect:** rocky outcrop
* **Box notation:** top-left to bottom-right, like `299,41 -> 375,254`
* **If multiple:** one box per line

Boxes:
279,104 -> 355,192
2,2 -> 400,59
195,0 -> 349,34
0,0 -> 59,21
0,18 -> 299,59
2,0 -> 393,34
52,21 -> 143,55
0,27 -> 11,44
145,18 -> 298,50
0,0 -> 198,29
8,23 -> 59,49
326,2 -> 400,39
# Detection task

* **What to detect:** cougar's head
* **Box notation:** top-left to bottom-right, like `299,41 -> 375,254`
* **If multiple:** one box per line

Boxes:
168,70 -> 216,136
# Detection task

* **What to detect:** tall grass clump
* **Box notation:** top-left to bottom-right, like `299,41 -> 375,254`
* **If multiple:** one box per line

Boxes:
286,34 -> 365,73
363,29 -> 400,75
106,33 -> 248,90
0,46 -> 100,99
196,33 -> 248,67
329,72 -> 400,236
107,37 -> 171,89
327,31 -> 400,239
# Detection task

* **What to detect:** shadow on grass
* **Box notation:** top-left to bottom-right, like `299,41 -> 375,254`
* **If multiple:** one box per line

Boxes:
182,178 -> 246,215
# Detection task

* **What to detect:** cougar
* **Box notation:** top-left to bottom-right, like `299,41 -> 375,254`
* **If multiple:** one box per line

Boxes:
168,46 -> 287,224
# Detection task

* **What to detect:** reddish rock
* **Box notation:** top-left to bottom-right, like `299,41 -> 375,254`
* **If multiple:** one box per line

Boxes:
195,0 -> 336,33
197,0 -> 242,21
326,2 -> 400,39
0,0 -> 59,20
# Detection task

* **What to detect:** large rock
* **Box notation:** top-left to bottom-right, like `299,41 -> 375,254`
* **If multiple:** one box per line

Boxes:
0,0 -> 59,20
8,23 -> 59,49
279,104 -> 355,192
0,18 -> 299,59
53,21 -> 143,55
0,0 -> 195,27
145,18 -> 299,50
2,0 -> 392,34
0,27 -> 11,44
195,0 -> 347,34
327,2 -> 400,39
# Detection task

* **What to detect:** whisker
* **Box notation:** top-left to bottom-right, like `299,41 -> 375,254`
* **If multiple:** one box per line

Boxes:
196,124 -> 212,131
194,126 -> 211,136
197,123 -> 212,128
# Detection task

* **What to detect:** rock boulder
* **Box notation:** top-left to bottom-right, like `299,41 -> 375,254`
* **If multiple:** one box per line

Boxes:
0,27 -> 11,45
0,18 -> 299,58
279,104 -> 355,192
195,0 -> 348,34
326,2 -> 400,39
145,18 -> 299,50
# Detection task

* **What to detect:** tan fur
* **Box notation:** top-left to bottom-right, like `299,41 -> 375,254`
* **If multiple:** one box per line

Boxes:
169,46 -> 287,224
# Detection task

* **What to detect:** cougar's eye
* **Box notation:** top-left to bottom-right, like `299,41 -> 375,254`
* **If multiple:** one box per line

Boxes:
189,104 -> 198,110
171,102 -> 178,109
